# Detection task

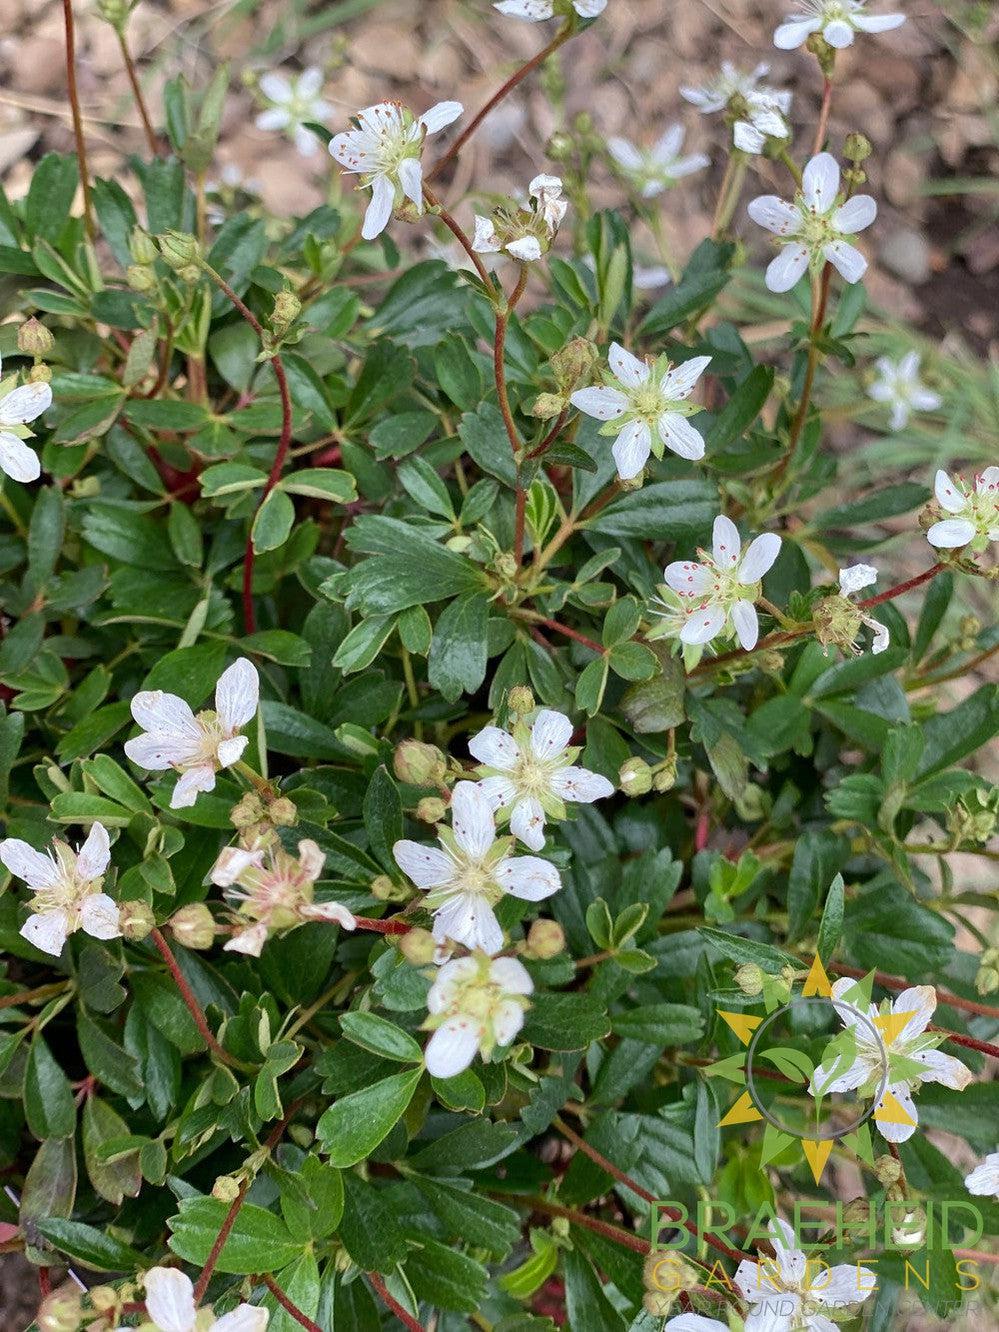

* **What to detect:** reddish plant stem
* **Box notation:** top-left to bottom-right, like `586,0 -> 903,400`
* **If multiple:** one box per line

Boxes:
828,962 -> 999,1021
422,185 -> 494,289
38,1267 -> 52,1298
150,928 -> 249,1072
526,408 -> 569,460
116,26 -> 158,156
495,266 -> 530,563
353,915 -> 411,936
856,563 -> 945,610
813,77 -> 833,155
61,0 -> 94,239
426,25 -> 572,182
528,1195 -> 650,1255
367,1272 -> 424,1331
533,617 -> 603,654
258,1274 -> 322,1332
773,263 -> 832,484
928,1026 -> 999,1060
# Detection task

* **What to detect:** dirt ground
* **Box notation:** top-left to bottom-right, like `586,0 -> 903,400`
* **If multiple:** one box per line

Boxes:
0,2 -> 996,1329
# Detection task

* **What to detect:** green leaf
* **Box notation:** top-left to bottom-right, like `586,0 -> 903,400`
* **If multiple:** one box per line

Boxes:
339,1011 -> 422,1064
169,1197 -> 305,1274
26,154 -> 79,242
815,483 -> 929,529
610,1003 -> 704,1046
27,486 -> 65,583
521,993 -> 611,1050
759,1046 -> 814,1083
283,352 -> 336,429
706,364 -> 774,454
25,1037 -> 76,1140
252,488 -> 296,553
639,266 -> 731,336
35,1219 -> 145,1273
83,1097 -> 141,1205
346,523 -> 484,615
428,592 -> 490,701
363,765 -> 403,873
435,333 -> 482,411
20,1136 -> 77,1264
787,829 -> 846,942
281,468 -> 357,503
316,1067 -> 421,1167
596,480 -> 717,540
698,926 -> 798,974
412,1177 -> 520,1257
816,873 -> 845,963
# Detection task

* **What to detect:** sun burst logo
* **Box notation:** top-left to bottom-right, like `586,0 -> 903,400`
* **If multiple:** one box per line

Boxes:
707,953 -> 920,1183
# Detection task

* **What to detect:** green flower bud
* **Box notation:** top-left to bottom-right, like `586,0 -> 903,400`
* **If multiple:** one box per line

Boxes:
619,756 -> 653,796
37,1288 -> 83,1332
27,363 -> 52,384
873,1154 -> 902,1186
416,796 -> 448,823
175,263 -> 203,284
398,926 -> 437,965
549,336 -> 598,390
734,962 -> 765,997
96,0 -> 130,28
212,1174 -> 242,1203
268,796 -> 298,827
844,132 -> 873,163
393,739 -> 447,787
842,1198 -> 871,1227
127,263 -> 157,292
975,965 -> 999,997
170,903 -> 216,950
88,1288 -> 119,1314
159,230 -> 201,270
17,317 -> 54,357
130,226 -> 159,264
531,392 -> 564,419
231,793 -> 265,829
271,289 -> 302,330
118,899 -> 155,941
507,686 -> 535,718
372,875 -> 410,903
652,755 -> 678,793
523,918 -> 565,960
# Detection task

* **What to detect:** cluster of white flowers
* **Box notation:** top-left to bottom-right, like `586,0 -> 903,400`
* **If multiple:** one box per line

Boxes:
254,67 -> 331,159
774,0 -> 904,51
681,62 -> 791,155
927,467 -> 999,551
607,125 -> 709,197
0,356 -> 53,483
137,1266 -> 267,1332
473,174 -> 568,261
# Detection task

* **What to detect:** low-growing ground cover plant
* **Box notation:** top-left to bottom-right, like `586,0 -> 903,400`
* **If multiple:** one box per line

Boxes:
0,2 -> 997,1330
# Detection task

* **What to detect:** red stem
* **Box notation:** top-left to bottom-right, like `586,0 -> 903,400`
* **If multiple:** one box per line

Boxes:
533,618 -> 603,655
150,928 -> 248,1072
422,186 -> 493,289
928,1026 -> 999,1059
813,76 -> 833,155
367,1272 -> 424,1331
116,26 -> 158,156
259,1274 -> 322,1332
353,915 -> 411,935
828,962 -> 999,1021
61,0 -> 94,239
526,408 -> 569,460
856,563 -> 945,610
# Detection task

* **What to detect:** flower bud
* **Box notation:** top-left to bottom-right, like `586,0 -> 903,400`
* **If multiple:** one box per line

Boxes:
212,1174 -> 242,1203
118,899 -> 155,941
372,875 -> 411,903
271,290 -> 302,330
88,1288 -> 118,1314
231,793 -> 265,829
734,962 -> 765,997
37,1288 -> 83,1332
130,226 -> 159,264
127,263 -> 157,292
416,796 -> 448,823
642,1289 -> 674,1317
507,686 -> 535,718
27,363 -> 52,384
170,903 -> 216,950
494,551 -> 518,580
531,392 -> 564,419
652,755 -> 678,793
175,263 -> 203,284
975,964 -> 999,996
17,317 -> 54,357
844,132 -> 872,163
159,230 -> 202,269
873,1154 -> 902,1186
550,336 -> 598,390
619,756 -> 653,796
523,918 -> 565,960
546,131 -> 574,161
398,926 -> 437,965
96,0 -> 129,28
268,796 -> 298,827
393,739 -> 447,787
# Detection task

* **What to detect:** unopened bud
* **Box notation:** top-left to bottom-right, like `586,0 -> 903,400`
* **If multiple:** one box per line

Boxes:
271,290 -> 301,330
523,918 -> 565,960
873,1154 -> 902,1187
212,1174 -> 242,1203
975,965 -> 999,997
416,796 -> 448,823
118,899 -> 155,941
619,756 -> 653,796
27,363 -> 52,384
652,755 -> 678,793
268,796 -> 298,827
96,0 -> 129,28
398,926 -> 437,965
507,686 -> 535,718
170,903 -> 216,950
372,874 -> 409,903
175,263 -> 202,284
18,317 -> 54,357
127,263 -> 157,292
844,132 -> 872,163
37,1288 -> 83,1332
393,739 -> 447,787
546,131 -> 574,161
159,230 -> 201,269
843,1199 -> 871,1228
130,226 -> 159,264
494,551 -> 518,580
231,793 -> 265,829
88,1288 -> 118,1314
892,1207 -> 926,1248
550,336 -> 598,389
643,1289 -> 675,1316
531,392 -> 564,419
735,962 -> 765,997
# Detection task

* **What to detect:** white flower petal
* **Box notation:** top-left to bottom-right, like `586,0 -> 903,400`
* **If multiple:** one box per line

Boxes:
747,195 -> 800,236
510,797 -> 546,851
494,0 -> 555,17
680,606 -> 726,645
223,922 -> 268,956
934,469 -> 967,514
680,85 -> 726,112
823,18 -> 855,47
216,736 -> 249,769
0,839 -> 60,889
296,66 -> 323,98
469,725 -> 519,770
657,413 -> 705,461
419,101 -> 463,134
739,532 -> 782,582
573,0 -> 607,16
867,617 -> 890,654
823,239 -> 867,284
734,121 -> 766,154
874,1083 -> 918,1143
20,910 -> 70,957
765,242 -> 810,293
79,893 -> 121,941
838,563 -> 878,595
802,152 -> 840,214
450,781 -> 496,858
608,342 -> 650,388
530,709 -> 574,760
0,381 -> 52,426
769,1217 -> 806,1286
612,418 -> 653,479
977,465 -> 999,494
76,823 -> 111,880
144,1267 -> 198,1332
660,1317 -> 729,1332
652,124 -> 685,163
495,854 -> 561,901
397,156 -> 424,210
393,841 -> 454,889
964,1154 -> 999,1199
124,732 -> 200,771
569,385 -> 629,421
731,599 -> 760,650
492,999 -> 526,1046
607,137 -> 643,170
300,900 -> 357,930
550,766 -> 614,803
810,1054 -> 871,1097
712,514 -> 741,568
506,235 -> 543,261
258,73 -> 293,104
216,659 -> 259,734
833,194 -> 877,234
0,431 -> 41,483
425,1016 -> 482,1078
910,387 -> 941,412
256,108 -> 292,132
362,173 -> 395,241
813,1263 -> 873,1307
663,561 -> 713,595
170,766 -> 216,809
661,354 -> 711,401
432,893 -> 504,955
853,12 -> 906,32
489,956 -> 534,995
472,216 -> 502,254
926,518 -> 976,549
129,690 -> 200,738
211,1304 -> 269,1332
910,1048 -> 972,1091
477,774 -> 519,810
891,985 -> 936,1041
773,16 -> 822,48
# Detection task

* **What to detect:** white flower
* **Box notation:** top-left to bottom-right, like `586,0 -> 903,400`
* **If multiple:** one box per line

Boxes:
212,836 -> 356,957
926,467 -> 999,551
662,515 -> 782,650
393,781 -> 562,955
810,979 -> 972,1144
569,342 -> 711,479
0,356 -> 52,484
735,1217 -> 876,1331
255,67 -> 331,159
329,100 -> 463,241
469,709 -> 613,851
141,1266 -> 267,1332
494,0 -> 606,22
124,658 -> 259,809
472,174 -> 568,261
747,152 -> 877,292
681,62 -> 792,155
633,264 -> 671,290
1,823 -> 118,957
838,563 -> 889,654
606,126 -> 709,198
965,1152 -> 999,1199
868,352 -> 941,431
662,1318 -> 727,1332
775,0 -> 904,51
423,951 -> 533,1078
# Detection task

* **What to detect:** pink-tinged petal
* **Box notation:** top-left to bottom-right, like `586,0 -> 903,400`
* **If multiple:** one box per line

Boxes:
822,18 -> 855,47
739,532 -> 782,582
874,1084 -> 918,1143
0,432 -> 41,483
747,195 -> 799,236
730,599 -> 760,650
608,341 -> 650,388
550,766 -> 614,803
765,242 -> 810,293
661,354 -> 712,400
79,893 -> 121,941
124,732 -> 200,771
926,517 -> 976,549
712,514 -> 741,568
216,736 -> 249,768
20,910 -> 70,957
853,12 -> 905,32
823,239 -> 867,284
129,689 -> 199,737
425,1016 -> 482,1078
76,822 -> 111,880
170,766 -> 216,809
393,841 -> 453,889
144,1267 -> 197,1332
419,101 -> 463,134
477,774 -> 519,810
530,709 -> 574,760
469,725 -> 519,770
0,839 -> 59,889
495,854 -> 561,901
0,381 -> 52,426
216,658 -> 259,734
839,563 -> 878,595
211,1304 -> 270,1332
657,413 -> 705,461
663,561 -> 713,595
432,893 -> 504,954
510,797 -> 546,851
680,606 -> 726,645
361,174 -> 394,241
773,16 -> 822,48
223,922 -> 268,956
569,385 -> 629,420
910,1048 -> 972,1091
833,194 -> 876,234
607,137 -> 643,170
300,900 -> 357,930
934,469 -> 966,514
506,235 -> 543,261
450,781 -> 496,858
612,419 -> 653,479
490,956 -> 534,994
891,985 -> 936,1041
802,152 -> 840,214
